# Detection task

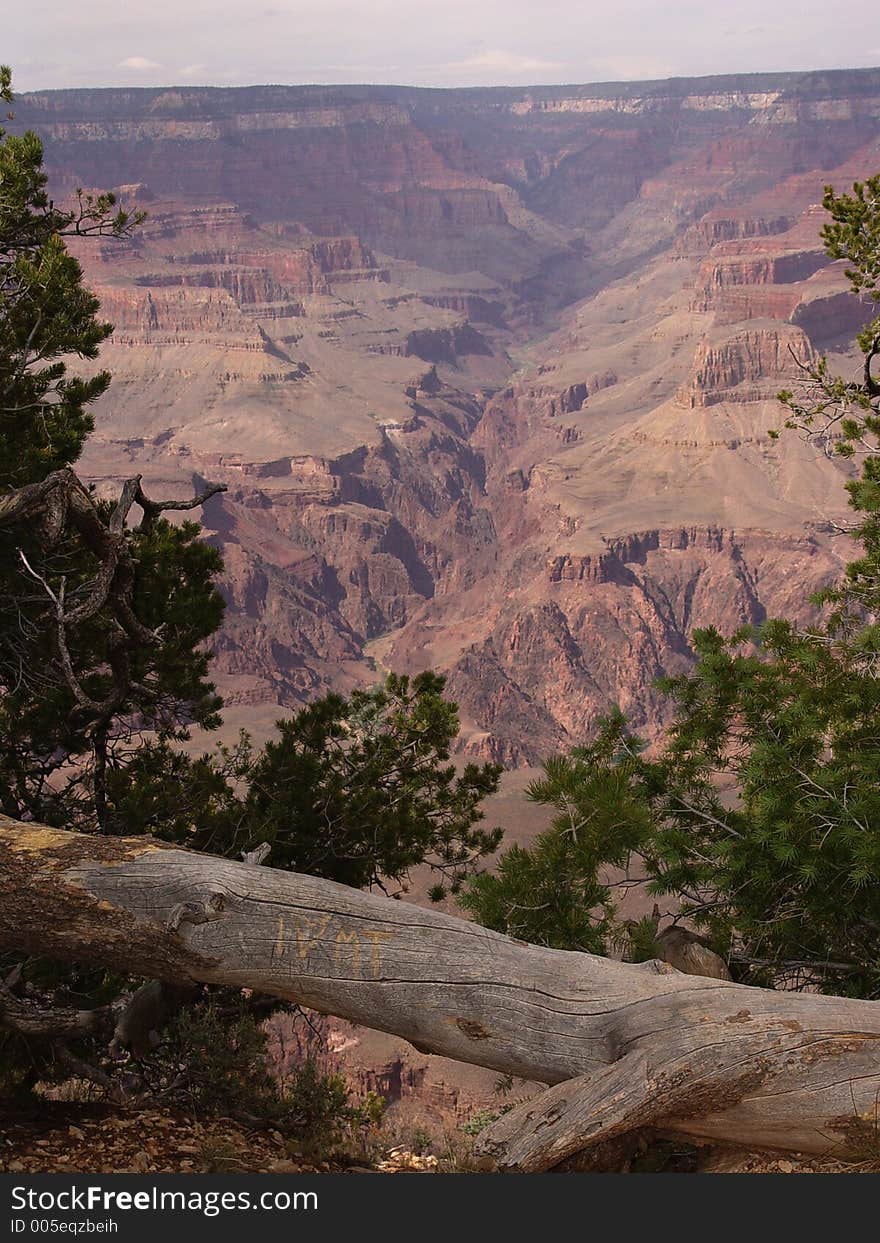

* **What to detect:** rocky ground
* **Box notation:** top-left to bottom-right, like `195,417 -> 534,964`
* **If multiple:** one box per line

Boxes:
0,1103 -> 367,1174
0,1102 -> 444,1175
1,1103 -> 874,1174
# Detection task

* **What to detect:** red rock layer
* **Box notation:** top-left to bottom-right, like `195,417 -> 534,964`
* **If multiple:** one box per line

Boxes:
14,69 -> 878,761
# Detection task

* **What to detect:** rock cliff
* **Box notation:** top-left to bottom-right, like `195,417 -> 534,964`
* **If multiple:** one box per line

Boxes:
13,68 -> 880,760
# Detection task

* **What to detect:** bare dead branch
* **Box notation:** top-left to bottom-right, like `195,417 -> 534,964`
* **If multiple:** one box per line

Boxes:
0,981 -> 113,1041
0,466 -> 223,738
133,479 -> 227,533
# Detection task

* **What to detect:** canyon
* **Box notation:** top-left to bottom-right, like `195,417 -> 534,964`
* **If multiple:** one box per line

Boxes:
11,71 -> 878,763
15,69 -> 879,764
11,64 -> 880,1132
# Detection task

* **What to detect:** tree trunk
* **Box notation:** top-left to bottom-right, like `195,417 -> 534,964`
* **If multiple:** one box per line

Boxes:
2,815 -> 879,1170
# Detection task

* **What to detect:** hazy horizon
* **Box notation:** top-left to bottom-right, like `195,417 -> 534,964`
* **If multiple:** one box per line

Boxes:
9,0 -> 880,93
13,62 -> 880,97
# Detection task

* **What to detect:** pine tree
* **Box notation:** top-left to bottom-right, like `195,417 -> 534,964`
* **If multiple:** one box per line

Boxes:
0,84 -> 225,832
109,672 -> 503,895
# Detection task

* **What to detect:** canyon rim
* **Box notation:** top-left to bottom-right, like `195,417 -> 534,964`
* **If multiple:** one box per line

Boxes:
13,69 -> 880,764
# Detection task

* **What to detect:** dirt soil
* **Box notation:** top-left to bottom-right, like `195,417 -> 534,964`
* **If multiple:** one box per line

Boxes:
0,1102 -> 364,1174
1,1103 -> 875,1174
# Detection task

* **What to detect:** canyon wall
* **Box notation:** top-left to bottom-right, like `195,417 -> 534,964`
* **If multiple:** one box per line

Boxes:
12,68 -> 880,761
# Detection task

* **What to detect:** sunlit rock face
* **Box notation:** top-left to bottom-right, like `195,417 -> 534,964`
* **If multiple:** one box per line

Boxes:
14,68 -> 880,760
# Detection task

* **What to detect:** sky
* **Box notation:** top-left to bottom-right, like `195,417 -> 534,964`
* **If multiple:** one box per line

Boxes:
7,0 -> 880,93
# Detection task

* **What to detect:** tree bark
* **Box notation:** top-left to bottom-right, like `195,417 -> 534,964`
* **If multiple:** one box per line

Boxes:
2,815 -> 879,1169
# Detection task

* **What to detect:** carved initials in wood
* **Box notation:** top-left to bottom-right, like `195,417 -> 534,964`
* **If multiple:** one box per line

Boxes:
273,913 -> 392,978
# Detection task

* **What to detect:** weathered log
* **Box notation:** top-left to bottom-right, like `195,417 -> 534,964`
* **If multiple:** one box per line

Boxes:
2,815 -> 880,1169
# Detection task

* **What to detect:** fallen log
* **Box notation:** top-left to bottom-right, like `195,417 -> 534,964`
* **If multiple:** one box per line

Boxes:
2,815 -> 879,1169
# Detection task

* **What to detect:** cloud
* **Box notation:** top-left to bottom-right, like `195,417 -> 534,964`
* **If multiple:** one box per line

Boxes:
450,49 -> 565,76
179,63 -> 208,77
119,56 -> 162,71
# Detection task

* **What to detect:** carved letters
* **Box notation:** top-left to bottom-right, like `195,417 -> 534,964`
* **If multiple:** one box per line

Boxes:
272,913 -> 391,979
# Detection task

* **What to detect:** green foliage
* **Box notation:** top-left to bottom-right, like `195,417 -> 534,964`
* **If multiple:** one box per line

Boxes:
461,713 -> 648,951
646,623 -> 880,994
821,174 -> 880,301
0,517 -> 225,829
235,671 -> 501,891
460,1104 -> 513,1137
104,733 -> 251,842
777,173 -> 880,502
619,913 -> 662,964
109,672 -> 502,896
466,173 -> 880,999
